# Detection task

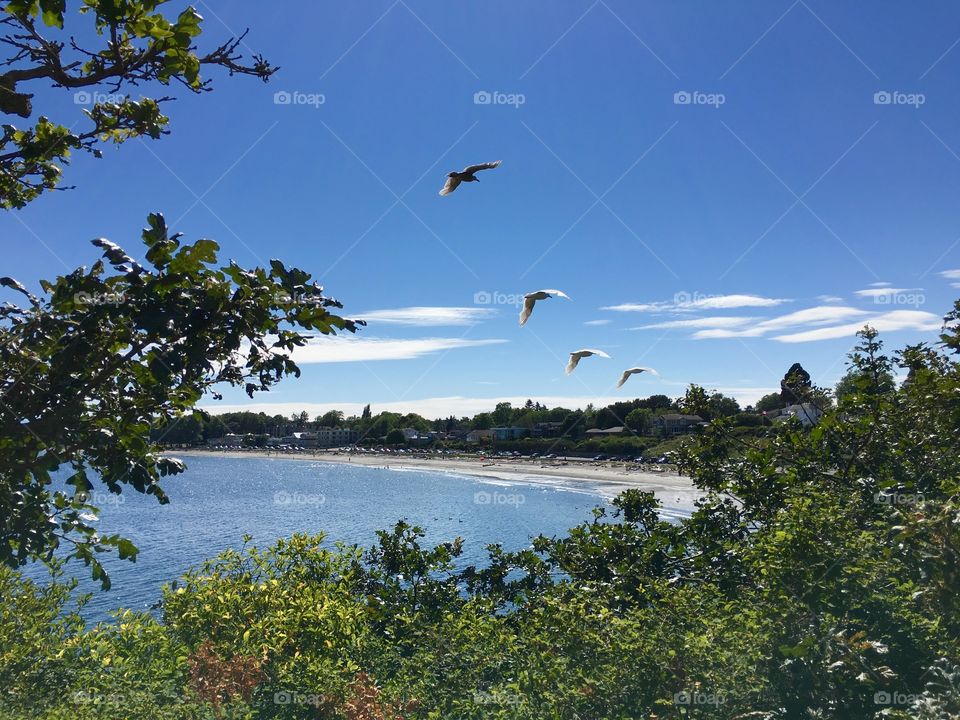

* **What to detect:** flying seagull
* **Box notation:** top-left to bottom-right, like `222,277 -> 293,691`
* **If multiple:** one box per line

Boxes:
439,160 -> 502,196
565,348 -> 611,375
519,289 -> 570,326
616,366 -> 659,388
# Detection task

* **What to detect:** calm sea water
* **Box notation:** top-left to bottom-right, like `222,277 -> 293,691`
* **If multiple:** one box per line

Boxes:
27,455 -> 647,623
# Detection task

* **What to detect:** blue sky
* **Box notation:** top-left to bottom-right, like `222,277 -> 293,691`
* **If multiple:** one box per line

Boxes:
5,0 -> 960,418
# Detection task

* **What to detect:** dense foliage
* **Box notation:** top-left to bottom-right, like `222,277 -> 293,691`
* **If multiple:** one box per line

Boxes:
0,214 -> 360,586
0,0 -> 275,208
1,310 -> 958,718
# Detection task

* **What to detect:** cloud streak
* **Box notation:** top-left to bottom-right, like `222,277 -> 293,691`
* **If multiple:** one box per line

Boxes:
354,306 -> 496,326
772,310 -> 941,343
694,306 -> 871,339
602,293 -> 789,314
291,336 -> 507,363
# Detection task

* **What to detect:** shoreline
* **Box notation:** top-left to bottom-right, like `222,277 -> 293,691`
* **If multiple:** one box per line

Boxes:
172,448 -> 702,504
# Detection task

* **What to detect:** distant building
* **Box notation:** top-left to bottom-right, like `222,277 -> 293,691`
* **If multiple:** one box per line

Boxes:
492,426 -> 528,441
466,429 -> 494,443
585,426 -> 627,437
207,433 -> 243,447
531,422 -> 564,438
654,414 -> 704,436
770,403 -> 823,428
315,427 -> 360,447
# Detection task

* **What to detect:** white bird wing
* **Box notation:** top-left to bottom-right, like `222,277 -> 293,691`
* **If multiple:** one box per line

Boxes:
519,296 -> 536,326
464,160 -> 501,174
541,289 -> 570,299
566,349 -> 609,375
439,176 -> 461,196
616,366 -> 657,388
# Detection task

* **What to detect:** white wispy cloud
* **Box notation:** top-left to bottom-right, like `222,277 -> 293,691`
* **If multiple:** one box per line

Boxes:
772,310 -> 941,343
602,293 -> 789,313
633,316 -> 755,330
584,319 -> 612,326
354,306 -> 496,326
817,295 -> 844,304
694,306 -> 869,339
290,336 -> 507,363
854,287 -> 921,299
939,269 -> 960,287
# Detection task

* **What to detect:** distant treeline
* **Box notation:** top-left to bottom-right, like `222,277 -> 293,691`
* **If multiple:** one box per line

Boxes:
151,379 -> 817,446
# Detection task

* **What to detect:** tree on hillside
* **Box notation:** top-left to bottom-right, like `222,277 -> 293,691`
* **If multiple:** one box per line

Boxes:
491,402 -> 513,426
708,392 -> 740,418
779,362 -> 812,405
0,0 -> 276,208
315,410 -> 344,428
679,384 -> 711,419
361,404 -> 372,420
756,392 -> 785,413
385,428 -> 405,445
625,407 -> 652,434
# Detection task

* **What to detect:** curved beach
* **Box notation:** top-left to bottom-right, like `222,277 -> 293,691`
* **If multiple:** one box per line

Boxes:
173,448 -> 702,504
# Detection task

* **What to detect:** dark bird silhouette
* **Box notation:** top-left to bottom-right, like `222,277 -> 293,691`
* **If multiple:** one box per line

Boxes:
439,160 -> 501,196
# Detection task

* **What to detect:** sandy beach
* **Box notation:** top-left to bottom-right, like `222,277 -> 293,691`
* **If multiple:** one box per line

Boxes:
172,448 -> 702,504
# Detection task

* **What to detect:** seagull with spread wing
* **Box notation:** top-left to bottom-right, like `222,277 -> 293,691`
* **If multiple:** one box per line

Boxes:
616,366 -> 659,388
565,349 -> 611,375
519,289 -> 570,326
439,160 -> 502,196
